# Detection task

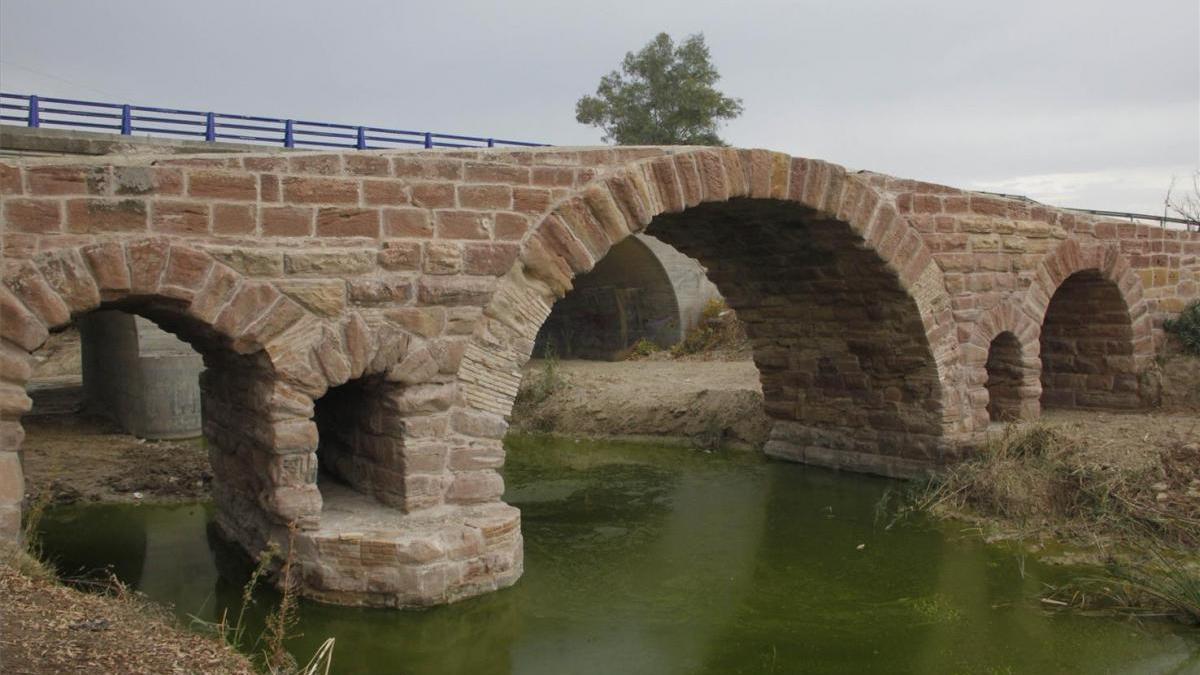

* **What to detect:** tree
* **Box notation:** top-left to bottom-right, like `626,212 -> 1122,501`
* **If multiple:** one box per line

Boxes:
576,32 -> 743,146
1165,171 -> 1200,233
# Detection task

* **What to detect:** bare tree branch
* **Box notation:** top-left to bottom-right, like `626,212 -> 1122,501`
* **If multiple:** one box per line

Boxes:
1166,171 -> 1200,232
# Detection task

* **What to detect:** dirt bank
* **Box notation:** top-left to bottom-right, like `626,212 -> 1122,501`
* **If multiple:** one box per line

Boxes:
509,358 -> 770,449
21,383 -> 211,505
0,555 -> 254,675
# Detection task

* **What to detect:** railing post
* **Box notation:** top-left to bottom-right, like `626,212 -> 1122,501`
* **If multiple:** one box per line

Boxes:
204,112 -> 216,142
27,95 -> 39,128
284,120 -> 294,148
356,126 -> 367,150
487,138 -> 495,148
120,105 -> 132,135
424,132 -> 433,149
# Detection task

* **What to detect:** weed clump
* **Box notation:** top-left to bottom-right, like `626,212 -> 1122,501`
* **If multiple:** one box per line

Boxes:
512,346 -> 566,432
1042,545 -> 1200,625
627,338 -> 661,359
515,346 -> 564,409
919,425 -> 1197,549
670,299 -> 748,358
1165,299 -> 1200,355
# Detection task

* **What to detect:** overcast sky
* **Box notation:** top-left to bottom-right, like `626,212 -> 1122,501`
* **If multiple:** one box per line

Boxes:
1,0 -> 1196,214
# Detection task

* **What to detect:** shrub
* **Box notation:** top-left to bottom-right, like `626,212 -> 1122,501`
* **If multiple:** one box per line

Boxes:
1164,300 -> 1200,355
627,338 -> 660,359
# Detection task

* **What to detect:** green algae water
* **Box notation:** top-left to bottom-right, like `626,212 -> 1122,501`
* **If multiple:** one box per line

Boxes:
38,436 -> 1200,674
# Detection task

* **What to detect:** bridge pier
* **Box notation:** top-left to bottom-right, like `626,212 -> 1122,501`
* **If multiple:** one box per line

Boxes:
78,311 -> 203,439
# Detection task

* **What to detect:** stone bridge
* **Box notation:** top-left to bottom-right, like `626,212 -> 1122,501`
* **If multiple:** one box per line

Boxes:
0,146 -> 1196,607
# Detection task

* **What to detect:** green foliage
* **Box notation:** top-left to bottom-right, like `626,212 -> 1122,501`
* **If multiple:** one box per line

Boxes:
700,298 -> 726,322
20,486 -> 52,565
0,488 -> 55,581
628,338 -> 661,359
1163,300 -> 1200,355
576,32 -> 743,145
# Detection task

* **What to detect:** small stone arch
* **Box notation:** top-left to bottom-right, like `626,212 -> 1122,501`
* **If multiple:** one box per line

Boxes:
962,305 -> 1042,428
1024,239 -> 1155,410
461,148 -> 965,478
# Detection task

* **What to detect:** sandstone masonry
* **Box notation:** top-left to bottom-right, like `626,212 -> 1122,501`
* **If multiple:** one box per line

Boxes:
0,146 -> 1196,607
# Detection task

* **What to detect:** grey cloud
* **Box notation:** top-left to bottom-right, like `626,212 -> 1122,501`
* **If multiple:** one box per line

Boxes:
2,0 -> 1195,213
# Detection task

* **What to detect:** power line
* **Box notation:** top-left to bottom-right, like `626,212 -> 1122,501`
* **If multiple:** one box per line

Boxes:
0,60 -> 128,100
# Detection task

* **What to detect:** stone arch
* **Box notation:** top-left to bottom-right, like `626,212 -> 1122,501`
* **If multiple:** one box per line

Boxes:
962,305 -> 1041,427
0,237 -> 376,547
1024,240 -> 1155,410
460,149 -> 964,478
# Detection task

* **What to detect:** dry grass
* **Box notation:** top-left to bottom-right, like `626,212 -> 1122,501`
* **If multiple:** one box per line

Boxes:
0,551 -> 256,674
0,467 -> 259,672
919,424 -> 1199,551
902,422 -> 1200,623
3,492 -> 331,674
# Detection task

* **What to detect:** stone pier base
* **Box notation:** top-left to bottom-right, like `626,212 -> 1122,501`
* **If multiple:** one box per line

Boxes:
215,482 -> 523,608
763,420 -> 953,480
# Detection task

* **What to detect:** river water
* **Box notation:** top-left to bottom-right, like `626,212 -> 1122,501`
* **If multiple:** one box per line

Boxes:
38,435 -> 1199,674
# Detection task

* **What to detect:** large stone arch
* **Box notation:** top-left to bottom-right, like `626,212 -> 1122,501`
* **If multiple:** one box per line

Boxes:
460,149 -> 964,478
1023,239 -> 1156,409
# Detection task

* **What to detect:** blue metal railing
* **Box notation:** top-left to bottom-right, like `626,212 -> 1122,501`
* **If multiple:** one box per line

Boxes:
0,92 -> 547,150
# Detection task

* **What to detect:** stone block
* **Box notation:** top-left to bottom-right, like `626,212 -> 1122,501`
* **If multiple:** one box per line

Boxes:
283,251 -> 374,276
446,470 -> 504,504
188,171 -> 257,200
316,207 -> 380,238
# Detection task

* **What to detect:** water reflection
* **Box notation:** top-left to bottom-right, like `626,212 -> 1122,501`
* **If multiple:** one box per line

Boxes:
38,436 -> 1200,675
